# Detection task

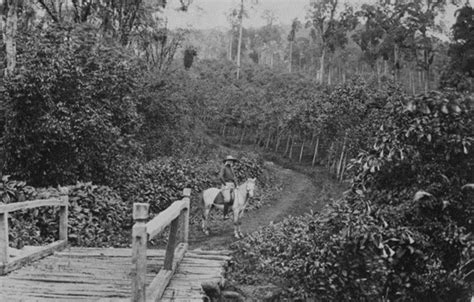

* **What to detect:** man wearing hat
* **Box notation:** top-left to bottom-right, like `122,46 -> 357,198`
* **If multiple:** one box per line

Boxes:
218,155 -> 238,219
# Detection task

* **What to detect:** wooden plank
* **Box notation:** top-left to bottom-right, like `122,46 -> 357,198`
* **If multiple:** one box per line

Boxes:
146,243 -> 187,302
131,203 -> 148,302
164,217 -> 179,270
54,248 -> 164,258
0,212 -> 8,265
0,198 -> 67,213
0,240 -> 67,275
188,249 -> 232,256
146,199 -> 188,239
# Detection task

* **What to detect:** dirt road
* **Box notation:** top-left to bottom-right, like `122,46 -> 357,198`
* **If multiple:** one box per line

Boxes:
189,161 -> 346,250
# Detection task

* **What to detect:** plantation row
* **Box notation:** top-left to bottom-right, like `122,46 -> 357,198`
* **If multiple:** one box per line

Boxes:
199,60 -> 410,180
209,74 -> 473,300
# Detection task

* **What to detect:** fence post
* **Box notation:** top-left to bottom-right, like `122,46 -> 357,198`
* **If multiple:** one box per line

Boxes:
0,212 -> 8,266
181,188 -> 191,244
59,192 -> 69,242
131,203 -> 149,302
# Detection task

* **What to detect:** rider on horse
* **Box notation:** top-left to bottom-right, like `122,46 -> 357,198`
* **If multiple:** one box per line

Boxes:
218,155 -> 238,219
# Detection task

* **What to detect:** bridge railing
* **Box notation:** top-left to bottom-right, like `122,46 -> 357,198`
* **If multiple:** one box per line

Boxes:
0,192 -> 69,275
131,188 -> 191,302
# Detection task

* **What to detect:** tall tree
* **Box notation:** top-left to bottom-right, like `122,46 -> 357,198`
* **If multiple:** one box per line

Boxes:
404,0 -> 453,93
4,0 -> 17,76
449,4 -> 474,76
236,0 -> 244,79
307,0 -> 357,84
288,18 -> 301,73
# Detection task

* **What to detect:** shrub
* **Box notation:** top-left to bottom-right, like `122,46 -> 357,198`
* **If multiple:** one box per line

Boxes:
2,24 -> 142,186
6,181 -> 131,248
112,152 -> 266,215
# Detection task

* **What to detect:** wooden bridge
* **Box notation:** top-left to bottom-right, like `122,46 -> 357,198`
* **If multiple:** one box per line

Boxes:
0,189 -> 231,301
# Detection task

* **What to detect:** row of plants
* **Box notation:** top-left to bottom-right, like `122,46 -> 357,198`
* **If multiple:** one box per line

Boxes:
227,90 -> 474,300
196,59 -> 405,180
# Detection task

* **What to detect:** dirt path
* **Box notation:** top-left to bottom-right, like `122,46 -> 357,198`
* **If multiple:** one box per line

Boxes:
189,161 -> 346,250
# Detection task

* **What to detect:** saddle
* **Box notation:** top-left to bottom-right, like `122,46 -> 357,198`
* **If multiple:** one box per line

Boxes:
213,189 -> 235,206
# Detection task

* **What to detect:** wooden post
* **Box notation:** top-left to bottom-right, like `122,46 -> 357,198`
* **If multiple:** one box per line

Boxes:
0,212 -> 8,265
164,217 -> 179,270
58,194 -> 68,241
312,137 -> 319,167
132,203 -> 149,302
180,189 -> 191,244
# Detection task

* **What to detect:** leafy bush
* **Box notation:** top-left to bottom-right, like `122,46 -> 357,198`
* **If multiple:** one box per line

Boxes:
228,90 -> 473,301
7,182 -> 131,248
112,151 -> 266,215
2,24 -> 142,186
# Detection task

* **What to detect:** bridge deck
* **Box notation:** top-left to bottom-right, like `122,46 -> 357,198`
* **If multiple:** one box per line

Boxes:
0,246 -> 230,301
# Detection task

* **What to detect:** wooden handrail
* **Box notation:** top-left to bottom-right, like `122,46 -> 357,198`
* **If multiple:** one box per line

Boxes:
146,198 -> 189,239
0,193 -> 69,275
131,188 -> 191,302
0,197 -> 68,214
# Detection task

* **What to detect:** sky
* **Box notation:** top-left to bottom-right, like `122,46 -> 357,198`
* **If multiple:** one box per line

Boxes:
163,0 -> 459,31
163,0 -> 316,29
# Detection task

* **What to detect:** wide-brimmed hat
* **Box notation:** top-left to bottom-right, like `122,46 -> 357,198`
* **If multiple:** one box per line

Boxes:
223,155 -> 239,163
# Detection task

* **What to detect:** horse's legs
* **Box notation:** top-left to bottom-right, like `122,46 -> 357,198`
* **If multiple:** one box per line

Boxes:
238,210 -> 245,237
202,205 -> 211,236
233,209 -> 241,239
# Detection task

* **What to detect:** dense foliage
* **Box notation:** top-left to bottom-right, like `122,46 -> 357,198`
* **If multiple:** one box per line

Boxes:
4,181 -> 131,248
228,89 -> 473,301
3,25 -> 142,186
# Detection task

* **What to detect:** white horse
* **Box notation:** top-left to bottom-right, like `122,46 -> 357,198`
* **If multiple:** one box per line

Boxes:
200,178 -> 256,239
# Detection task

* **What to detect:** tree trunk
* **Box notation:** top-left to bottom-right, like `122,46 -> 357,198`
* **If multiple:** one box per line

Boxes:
274,133 -> 281,152
4,0 -> 18,77
318,47 -> 326,85
265,130 -> 272,149
424,67 -> 429,94
228,32 -> 233,60
312,137 -> 319,167
289,41 -> 293,73
284,135 -> 291,155
236,0 -> 244,79
299,140 -> 305,163
337,137 -> 347,181
222,125 -> 226,136
288,136 -> 295,159
376,59 -> 381,89
327,142 -> 334,170
239,127 -> 246,145
393,44 -> 399,81
339,150 -> 347,182
328,67 -> 332,86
